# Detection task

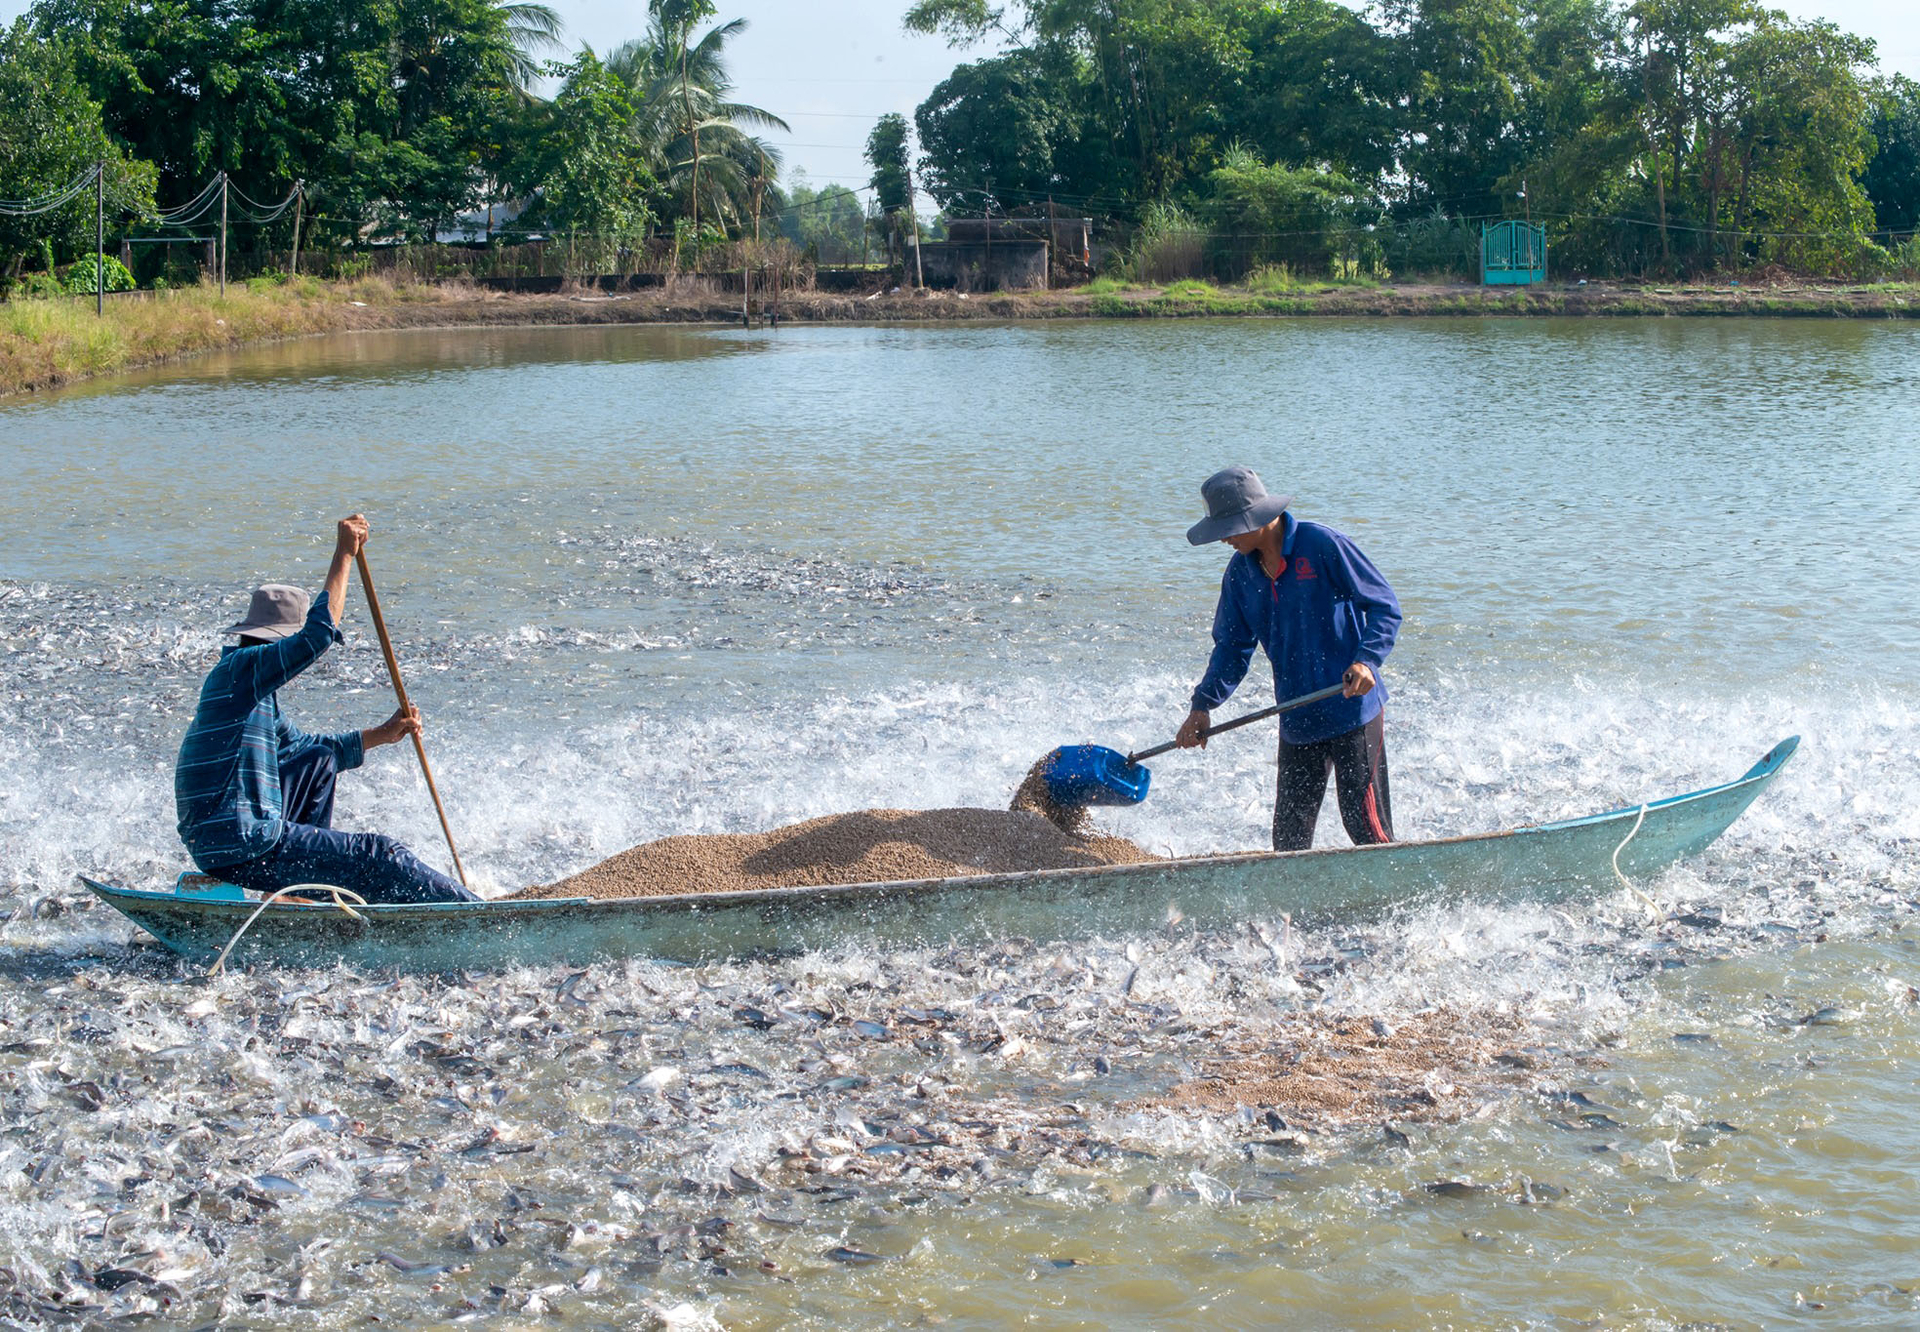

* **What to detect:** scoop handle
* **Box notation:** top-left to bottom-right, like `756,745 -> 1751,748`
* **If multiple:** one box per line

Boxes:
1126,683 -> 1348,764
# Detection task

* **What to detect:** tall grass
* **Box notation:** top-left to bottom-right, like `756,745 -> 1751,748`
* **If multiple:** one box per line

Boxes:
0,279 -> 421,396
1123,203 -> 1207,283
1244,262 -> 1380,294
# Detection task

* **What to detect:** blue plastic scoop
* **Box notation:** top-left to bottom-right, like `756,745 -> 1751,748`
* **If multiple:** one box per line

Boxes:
1040,683 -> 1347,811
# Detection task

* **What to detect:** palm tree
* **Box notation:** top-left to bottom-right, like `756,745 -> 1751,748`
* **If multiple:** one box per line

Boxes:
607,11 -> 790,246
496,0 -> 566,95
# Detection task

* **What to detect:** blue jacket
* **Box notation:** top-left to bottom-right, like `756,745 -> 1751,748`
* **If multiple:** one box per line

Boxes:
1191,513 -> 1402,745
175,589 -> 364,869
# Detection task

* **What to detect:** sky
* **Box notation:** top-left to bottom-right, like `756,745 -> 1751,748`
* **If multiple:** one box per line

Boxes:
7,0 -> 1914,197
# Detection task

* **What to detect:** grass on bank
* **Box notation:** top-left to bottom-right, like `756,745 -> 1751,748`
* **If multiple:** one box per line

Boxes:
0,276 -> 431,396
1085,265 -> 1389,316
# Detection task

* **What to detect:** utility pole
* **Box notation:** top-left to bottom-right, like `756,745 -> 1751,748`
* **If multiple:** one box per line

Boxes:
906,163 -> 924,289
1048,192 -> 1057,285
753,146 -> 767,245
290,181 -> 305,278
218,171 -> 228,297
983,189 -> 993,291
95,160 -> 105,317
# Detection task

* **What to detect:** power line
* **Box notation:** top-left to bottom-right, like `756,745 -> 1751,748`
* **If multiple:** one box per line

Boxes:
225,179 -> 300,221
0,163 -> 101,217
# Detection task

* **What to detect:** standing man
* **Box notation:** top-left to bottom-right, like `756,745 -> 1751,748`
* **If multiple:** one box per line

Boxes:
1176,466 -> 1402,851
174,515 -> 480,903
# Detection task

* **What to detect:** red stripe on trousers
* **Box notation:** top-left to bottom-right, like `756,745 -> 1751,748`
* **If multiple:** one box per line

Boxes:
1362,785 -> 1388,843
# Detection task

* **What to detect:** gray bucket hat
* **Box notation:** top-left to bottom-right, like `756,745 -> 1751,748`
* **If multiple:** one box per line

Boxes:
224,584 -> 310,641
1185,466 -> 1293,545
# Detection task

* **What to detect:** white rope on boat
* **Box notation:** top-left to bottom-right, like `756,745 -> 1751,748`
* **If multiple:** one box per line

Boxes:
1611,803 -> 1661,918
208,883 -> 368,978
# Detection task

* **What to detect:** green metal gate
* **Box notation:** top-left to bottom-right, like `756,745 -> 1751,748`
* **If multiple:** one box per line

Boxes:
1481,221 -> 1547,285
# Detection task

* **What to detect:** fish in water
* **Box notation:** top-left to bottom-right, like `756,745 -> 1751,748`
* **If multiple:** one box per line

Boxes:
825,1246 -> 883,1265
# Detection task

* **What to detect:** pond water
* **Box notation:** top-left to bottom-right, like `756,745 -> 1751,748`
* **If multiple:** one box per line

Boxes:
2,318 -> 1916,1328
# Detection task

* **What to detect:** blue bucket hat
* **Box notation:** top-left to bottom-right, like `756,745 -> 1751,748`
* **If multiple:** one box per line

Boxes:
1185,466 -> 1292,545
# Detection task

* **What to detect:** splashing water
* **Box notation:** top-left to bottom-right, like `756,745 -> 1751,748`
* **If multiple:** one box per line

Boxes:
3,319 -> 1917,1326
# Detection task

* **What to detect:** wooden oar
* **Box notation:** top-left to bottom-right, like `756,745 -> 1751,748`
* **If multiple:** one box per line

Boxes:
354,550 -> 468,887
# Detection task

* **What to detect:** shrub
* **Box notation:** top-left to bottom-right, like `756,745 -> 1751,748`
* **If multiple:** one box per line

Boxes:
1888,234 -> 1920,279
1199,145 -> 1382,280
1245,263 -> 1296,293
1385,209 -> 1479,281
1161,279 -> 1221,299
16,271 -> 65,298
62,255 -> 136,293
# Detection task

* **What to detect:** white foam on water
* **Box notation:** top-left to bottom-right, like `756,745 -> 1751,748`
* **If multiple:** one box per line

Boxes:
3,574 -> 1916,1325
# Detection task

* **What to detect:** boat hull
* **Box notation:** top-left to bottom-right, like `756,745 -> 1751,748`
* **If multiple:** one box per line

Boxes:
80,738 -> 1798,971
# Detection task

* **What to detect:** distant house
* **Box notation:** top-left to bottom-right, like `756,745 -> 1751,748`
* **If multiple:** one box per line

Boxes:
907,216 -> 1094,290
945,216 -> 1092,264
435,198 -> 538,245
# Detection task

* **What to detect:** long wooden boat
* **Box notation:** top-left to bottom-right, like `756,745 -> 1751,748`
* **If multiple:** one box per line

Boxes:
81,737 -> 1797,972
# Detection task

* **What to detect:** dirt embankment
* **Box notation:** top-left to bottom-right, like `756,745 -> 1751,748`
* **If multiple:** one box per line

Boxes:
9,274 -> 1913,398
338,277 -> 1920,328
508,806 -> 1161,901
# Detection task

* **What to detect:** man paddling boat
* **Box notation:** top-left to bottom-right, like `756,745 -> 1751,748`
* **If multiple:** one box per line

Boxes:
1176,467 -> 1402,851
173,515 -> 478,904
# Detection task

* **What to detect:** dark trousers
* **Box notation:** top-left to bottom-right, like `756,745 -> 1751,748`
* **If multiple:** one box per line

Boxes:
1273,712 -> 1394,852
211,745 -> 480,904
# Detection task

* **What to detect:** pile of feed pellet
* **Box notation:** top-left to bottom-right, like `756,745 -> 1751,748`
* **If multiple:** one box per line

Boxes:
508,807 -> 1162,900
1148,1009 -> 1536,1127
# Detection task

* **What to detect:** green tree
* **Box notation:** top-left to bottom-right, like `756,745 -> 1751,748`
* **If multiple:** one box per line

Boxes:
776,171 -> 870,262
1718,18 -> 1876,272
1384,0 -> 1544,218
1227,0 -> 1402,185
905,0 -> 1247,205
511,50 -> 657,239
30,0 -> 549,242
865,112 -> 914,262
606,11 -> 788,247
913,51 -> 1090,212
1621,0 -> 1760,269
1864,75 -> 1920,235
0,20 -> 156,277
649,0 -> 716,235
866,113 -> 913,214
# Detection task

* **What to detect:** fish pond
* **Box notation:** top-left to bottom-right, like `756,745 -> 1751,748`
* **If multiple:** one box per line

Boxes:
2,317 -> 1918,1328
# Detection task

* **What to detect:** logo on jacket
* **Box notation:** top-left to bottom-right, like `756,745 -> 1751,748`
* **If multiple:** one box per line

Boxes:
1293,556 -> 1317,580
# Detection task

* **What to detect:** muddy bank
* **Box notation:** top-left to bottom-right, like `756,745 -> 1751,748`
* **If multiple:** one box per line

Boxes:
508,806 -> 1162,900
9,275 -> 1913,398
337,278 -> 1920,330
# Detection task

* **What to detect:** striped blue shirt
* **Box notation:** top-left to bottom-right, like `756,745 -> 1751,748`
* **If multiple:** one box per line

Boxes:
174,589 -> 364,869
